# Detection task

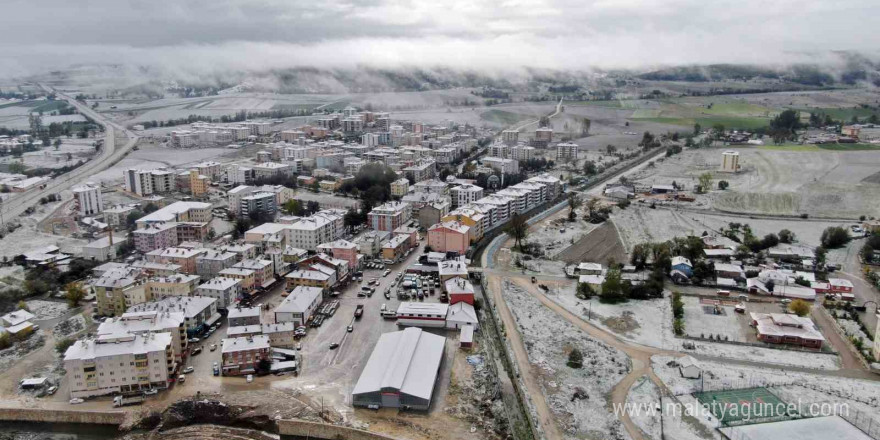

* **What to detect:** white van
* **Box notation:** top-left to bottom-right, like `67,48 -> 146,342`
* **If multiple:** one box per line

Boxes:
380,303 -> 387,312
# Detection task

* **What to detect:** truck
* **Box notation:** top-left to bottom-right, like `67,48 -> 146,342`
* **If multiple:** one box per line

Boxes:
113,394 -> 145,407
354,304 -> 364,319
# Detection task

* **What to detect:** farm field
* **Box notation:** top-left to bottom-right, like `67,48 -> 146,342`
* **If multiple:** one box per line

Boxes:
625,146 -> 880,218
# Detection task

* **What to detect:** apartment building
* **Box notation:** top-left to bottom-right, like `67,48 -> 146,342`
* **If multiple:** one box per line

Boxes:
135,202 -> 212,228
97,311 -> 187,365
275,286 -> 323,327
428,221 -> 471,255
261,322 -> 296,348
555,142 -> 578,161
284,211 -> 345,251
390,178 -> 410,197
72,182 -> 103,216
104,205 -> 135,227
145,247 -> 207,274
94,273 -> 148,317
532,127 -> 553,147
219,267 -> 256,294
316,240 -> 359,270
232,259 -> 275,290
127,296 -> 219,332
64,332 -> 173,399
482,156 -> 519,174
450,184 -> 484,209
195,277 -> 241,309
402,160 -> 436,183
501,129 -> 519,145
195,250 -> 238,278
227,306 -> 262,327
510,145 -> 536,162
146,274 -> 200,299
368,201 -> 412,232
221,335 -> 270,376
240,191 -> 277,218
252,162 -> 295,180
133,222 -> 179,253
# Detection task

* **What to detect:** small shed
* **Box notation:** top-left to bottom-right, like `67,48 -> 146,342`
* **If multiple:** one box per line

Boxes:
460,324 -> 474,348
678,356 -> 701,379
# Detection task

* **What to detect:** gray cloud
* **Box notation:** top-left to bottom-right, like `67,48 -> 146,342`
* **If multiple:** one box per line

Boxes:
1,0 -> 879,79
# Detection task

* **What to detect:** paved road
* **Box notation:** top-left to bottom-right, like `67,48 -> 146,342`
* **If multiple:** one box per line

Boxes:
1,87 -> 138,221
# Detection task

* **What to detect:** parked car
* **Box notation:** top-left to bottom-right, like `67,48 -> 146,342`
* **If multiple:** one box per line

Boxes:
329,342 -> 340,350
178,375 -> 186,383
46,386 -> 58,395
347,325 -> 353,332
246,374 -> 254,383
191,347 -> 202,355
69,398 -> 84,405
296,342 -> 302,350
183,366 -> 194,374
143,388 -> 158,396
209,344 -> 217,351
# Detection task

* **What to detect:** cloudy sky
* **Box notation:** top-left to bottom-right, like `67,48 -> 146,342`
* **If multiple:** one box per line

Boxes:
1,0 -> 877,78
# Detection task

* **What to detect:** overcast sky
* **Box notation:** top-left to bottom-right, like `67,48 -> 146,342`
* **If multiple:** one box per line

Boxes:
1,0 -> 877,78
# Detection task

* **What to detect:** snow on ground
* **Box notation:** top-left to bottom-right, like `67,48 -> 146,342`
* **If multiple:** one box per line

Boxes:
625,376 -> 718,440
541,282 -> 839,370
0,334 -> 45,372
0,227 -> 88,259
653,355 -> 880,432
519,258 -> 568,276
88,143 -> 235,183
53,314 -> 86,337
503,282 -> 631,440
525,217 -> 598,258
682,297 -> 744,342
686,341 -> 840,370
543,284 -> 676,350
25,300 -> 69,321
613,205 -> 849,252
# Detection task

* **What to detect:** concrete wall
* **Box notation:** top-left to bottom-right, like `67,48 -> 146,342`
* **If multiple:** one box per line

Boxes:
278,419 -> 399,440
0,407 -> 126,425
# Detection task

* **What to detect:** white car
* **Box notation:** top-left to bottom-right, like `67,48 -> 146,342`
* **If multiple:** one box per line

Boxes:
246,374 -> 254,383
183,366 -> 194,374
69,398 -> 84,405
143,389 -> 158,396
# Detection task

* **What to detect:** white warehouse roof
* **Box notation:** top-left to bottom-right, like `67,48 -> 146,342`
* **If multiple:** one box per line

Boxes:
352,327 -> 446,402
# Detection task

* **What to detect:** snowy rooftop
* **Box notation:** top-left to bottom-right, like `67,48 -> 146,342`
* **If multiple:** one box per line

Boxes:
221,335 -> 270,353
198,277 -> 240,291
227,306 -> 262,319
64,332 -> 172,361
137,201 -> 210,223
351,327 -> 446,400
275,286 -> 323,314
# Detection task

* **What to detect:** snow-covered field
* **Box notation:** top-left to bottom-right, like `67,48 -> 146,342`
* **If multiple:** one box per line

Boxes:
503,282 -> 631,439
613,205 -> 849,251
540,283 -> 840,370
25,300 -> 69,321
682,297 -> 745,342
53,314 -> 86,337
526,216 -> 598,258
625,376 -> 718,440
89,143 -> 235,183
628,146 -> 880,218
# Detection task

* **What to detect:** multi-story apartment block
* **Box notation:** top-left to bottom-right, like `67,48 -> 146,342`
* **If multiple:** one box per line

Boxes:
532,127 -> 553,147
219,267 -> 256,294
390,178 -> 410,197
510,145 -> 536,162
195,277 -> 241,309
368,201 -> 412,232
232,259 -> 275,290
133,222 -> 179,253
127,296 -> 219,332
145,274 -> 200,299
413,180 -> 448,195
316,239 -> 359,270
97,311 -> 187,365
275,286 -> 323,327
501,129 -> 519,146
195,250 -> 238,278
450,184 -> 484,209
135,202 -> 213,228
283,211 -> 345,251
220,335 -> 270,376
94,272 -> 148,317
252,162 -> 295,181
488,143 -> 509,159
103,205 -> 135,227
428,221 -> 471,255
240,192 -> 277,218
402,160 -> 436,183
482,157 -> 519,174
64,332 -> 173,399
72,182 -> 103,216
145,247 -> 207,274
555,142 -> 579,161
123,169 -> 154,196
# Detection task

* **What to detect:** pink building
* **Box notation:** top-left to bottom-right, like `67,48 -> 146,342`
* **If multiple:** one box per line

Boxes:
133,222 -> 179,253
317,239 -> 359,269
368,201 -> 412,232
427,221 -> 470,255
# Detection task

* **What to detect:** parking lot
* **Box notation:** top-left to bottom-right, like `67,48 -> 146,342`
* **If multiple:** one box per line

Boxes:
138,238 -> 462,413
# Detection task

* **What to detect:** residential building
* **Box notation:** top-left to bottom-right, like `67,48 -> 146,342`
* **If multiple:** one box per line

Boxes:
381,234 -> 411,262
369,201 -> 412,232
233,259 -> 276,290
391,178 -> 410,197
95,272 -> 147,317
221,335 -> 270,376
285,269 -> 332,291
127,296 -> 220,333
750,313 -> 824,348
402,160 -> 436,183
252,162 -> 295,180
72,182 -> 103,216
135,202 -> 212,228
133,222 -> 179,253
510,145 -> 536,162
356,230 -> 390,257
195,250 -> 238,278
413,180 -> 448,195
82,236 -> 126,262
555,142 -> 578,161
145,247 -> 207,274
275,286 -> 323,327
720,151 -> 740,173
501,129 -> 519,145
428,221 -> 471,255
64,333 -> 173,399
352,327 -> 445,410
316,240 -> 359,269
532,127 -> 553,147
145,274 -> 200,299
103,205 -> 135,227
227,185 -> 255,215
284,211 -> 345,251
450,184 -> 484,209
227,306 -> 262,327
418,200 -> 450,229
219,267 -> 256,294
261,322 -> 296,348
195,277 -> 241,309
97,311 -> 187,364
240,191 -> 278,218
482,156 -> 519,174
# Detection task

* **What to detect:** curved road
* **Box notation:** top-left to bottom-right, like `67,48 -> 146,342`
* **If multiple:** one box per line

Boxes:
1,87 -> 138,220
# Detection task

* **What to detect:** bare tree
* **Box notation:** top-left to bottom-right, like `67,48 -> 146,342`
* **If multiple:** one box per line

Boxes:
568,194 -> 583,221
506,214 -> 530,250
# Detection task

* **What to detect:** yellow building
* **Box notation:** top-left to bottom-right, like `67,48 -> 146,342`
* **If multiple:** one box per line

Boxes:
441,210 -> 484,242
219,267 -> 256,293
189,169 -> 209,197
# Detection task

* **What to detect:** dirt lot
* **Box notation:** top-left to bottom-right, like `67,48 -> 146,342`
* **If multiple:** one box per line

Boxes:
557,221 -> 627,266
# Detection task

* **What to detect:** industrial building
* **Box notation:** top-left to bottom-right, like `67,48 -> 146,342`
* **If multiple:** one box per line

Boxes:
351,327 -> 446,410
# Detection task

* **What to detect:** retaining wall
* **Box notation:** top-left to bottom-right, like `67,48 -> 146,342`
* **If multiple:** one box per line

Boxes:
278,420 -> 398,440
0,407 -> 126,425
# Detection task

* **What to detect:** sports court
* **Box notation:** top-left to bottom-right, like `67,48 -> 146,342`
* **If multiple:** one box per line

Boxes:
695,387 -> 795,423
